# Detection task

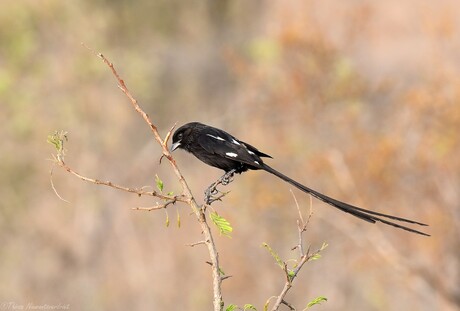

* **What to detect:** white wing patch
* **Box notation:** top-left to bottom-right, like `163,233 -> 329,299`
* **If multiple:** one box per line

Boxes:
248,150 -> 255,155
206,134 -> 225,141
226,152 -> 238,158
254,161 -> 260,165
231,139 -> 241,145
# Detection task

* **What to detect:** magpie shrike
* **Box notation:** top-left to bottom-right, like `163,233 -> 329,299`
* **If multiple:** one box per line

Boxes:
171,122 -> 429,236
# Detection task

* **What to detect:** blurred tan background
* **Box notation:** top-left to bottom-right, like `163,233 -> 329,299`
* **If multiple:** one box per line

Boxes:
1,1 -> 459,310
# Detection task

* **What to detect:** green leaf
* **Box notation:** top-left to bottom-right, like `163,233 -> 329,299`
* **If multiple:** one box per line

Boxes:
166,191 -> 174,196
155,174 -> 164,192
244,304 -> 257,310
287,269 -> 295,281
218,267 -> 226,276
309,242 -> 328,261
210,212 -> 233,237
176,210 -> 181,228
262,243 -> 284,269
225,304 -> 238,311
263,297 -> 276,311
165,212 -> 170,227
320,242 -> 329,251
47,130 -> 68,153
306,296 -> 327,308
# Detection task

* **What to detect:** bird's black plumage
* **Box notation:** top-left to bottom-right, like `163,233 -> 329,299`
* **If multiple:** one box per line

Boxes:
171,122 -> 429,236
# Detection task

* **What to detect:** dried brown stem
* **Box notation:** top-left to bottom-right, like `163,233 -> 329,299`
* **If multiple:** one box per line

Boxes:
132,199 -> 178,211
186,241 -> 207,247
281,300 -> 295,310
49,164 -> 70,203
57,160 -> 186,202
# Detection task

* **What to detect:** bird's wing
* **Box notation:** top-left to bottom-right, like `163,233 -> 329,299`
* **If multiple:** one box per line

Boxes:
196,129 -> 266,167
240,141 -> 272,158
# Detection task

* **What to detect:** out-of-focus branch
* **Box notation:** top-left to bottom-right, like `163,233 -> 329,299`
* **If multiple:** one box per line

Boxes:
268,193 -> 327,311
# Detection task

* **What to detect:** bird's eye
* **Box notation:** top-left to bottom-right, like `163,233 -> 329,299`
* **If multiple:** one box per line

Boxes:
178,133 -> 183,140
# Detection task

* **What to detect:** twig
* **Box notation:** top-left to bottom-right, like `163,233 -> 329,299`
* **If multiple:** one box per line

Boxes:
270,248 -> 317,311
159,122 -> 177,165
270,194 -> 323,311
56,159 -> 186,202
132,198 -> 177,211
76,45 -> 224,311
290,189 -> 304,225
206,190 -> 231,205
186,241 -> 207,247
163,122 -> 177,147
221,275 -> 232,281
49,164 -> 70,203
281,300 -> 295,310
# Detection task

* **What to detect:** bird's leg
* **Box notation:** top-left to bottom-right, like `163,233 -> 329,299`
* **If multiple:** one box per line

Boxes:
221,169 -> 236,185
204,169 -> 236,205
204,181 -> 219,203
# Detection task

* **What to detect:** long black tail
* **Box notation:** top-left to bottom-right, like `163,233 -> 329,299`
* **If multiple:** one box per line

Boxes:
262,164 -> 429,236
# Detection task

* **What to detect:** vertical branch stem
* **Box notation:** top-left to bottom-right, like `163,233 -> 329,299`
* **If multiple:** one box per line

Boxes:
92,49 -> 223,311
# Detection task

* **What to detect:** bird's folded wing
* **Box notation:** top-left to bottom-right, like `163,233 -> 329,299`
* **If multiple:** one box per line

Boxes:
197,131 -> 265,167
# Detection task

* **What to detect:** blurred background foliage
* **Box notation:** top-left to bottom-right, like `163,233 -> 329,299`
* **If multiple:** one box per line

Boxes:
1,0 -> 459,310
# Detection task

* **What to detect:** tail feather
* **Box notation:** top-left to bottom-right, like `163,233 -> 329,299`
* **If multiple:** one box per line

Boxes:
262,164 -> 430,237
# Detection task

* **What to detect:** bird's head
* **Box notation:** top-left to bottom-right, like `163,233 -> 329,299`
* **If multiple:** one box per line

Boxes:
171,122 -> 202,152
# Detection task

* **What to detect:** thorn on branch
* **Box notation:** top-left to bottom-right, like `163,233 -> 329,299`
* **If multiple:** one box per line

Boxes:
281,300 -> 295,310
159,154 -> 165,165
221,275 -> 232,281
186,240 -> 207,247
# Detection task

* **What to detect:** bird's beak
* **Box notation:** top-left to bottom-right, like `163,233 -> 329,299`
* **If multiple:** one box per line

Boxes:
170,141 -> 181,152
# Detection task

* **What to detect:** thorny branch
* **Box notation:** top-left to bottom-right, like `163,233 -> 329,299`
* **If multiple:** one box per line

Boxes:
59,159 -> 187,203
268,193 -> 327,311
50,45 -> 225,311
132,198 -> 178,211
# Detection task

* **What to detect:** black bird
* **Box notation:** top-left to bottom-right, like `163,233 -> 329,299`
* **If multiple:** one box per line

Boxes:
171,122 -> 429,236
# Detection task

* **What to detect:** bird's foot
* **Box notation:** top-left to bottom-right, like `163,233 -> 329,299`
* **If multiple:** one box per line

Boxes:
204,184 -> 218,200
204,170 -> 236,205
205,189 -> 230,205
221,169 -> 235,185
204,180 -> 221,205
